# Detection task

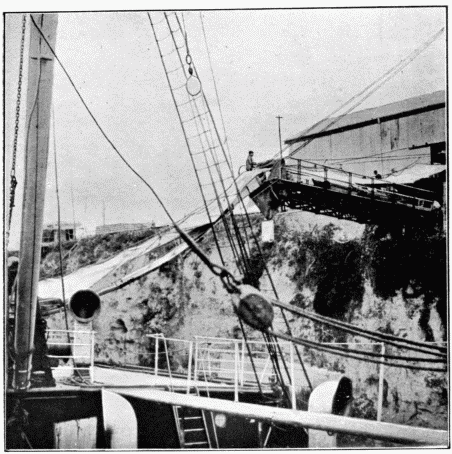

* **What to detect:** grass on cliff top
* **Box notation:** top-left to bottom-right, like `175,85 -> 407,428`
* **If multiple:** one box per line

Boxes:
40,227 -> 158,279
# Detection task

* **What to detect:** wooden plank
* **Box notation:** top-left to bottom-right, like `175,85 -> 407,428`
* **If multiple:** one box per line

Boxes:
112,387 -> 448,447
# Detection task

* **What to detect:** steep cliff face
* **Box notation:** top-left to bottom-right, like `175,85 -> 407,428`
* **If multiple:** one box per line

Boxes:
45,210 -> 446,432
255,212 -> 446,431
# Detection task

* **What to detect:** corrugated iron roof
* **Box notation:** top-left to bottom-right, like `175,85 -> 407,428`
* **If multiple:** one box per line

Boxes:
287,90 -> 445,144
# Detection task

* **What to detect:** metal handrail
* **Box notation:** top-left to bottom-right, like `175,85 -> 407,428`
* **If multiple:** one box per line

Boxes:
46,328 -> 96,382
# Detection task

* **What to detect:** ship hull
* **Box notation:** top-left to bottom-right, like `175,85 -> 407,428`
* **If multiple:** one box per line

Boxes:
6,387 -> 307,449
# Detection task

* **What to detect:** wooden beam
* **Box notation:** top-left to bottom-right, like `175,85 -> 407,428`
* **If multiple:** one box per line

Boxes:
112,387 -> 448,447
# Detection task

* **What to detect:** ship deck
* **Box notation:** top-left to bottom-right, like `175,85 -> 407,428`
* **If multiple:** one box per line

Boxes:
52,364 -> 265,394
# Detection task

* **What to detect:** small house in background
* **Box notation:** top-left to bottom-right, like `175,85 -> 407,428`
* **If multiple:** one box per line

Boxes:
42,222 -> 84,247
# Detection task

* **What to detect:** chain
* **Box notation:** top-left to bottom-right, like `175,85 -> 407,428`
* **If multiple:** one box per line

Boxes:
8,14 -> 27,233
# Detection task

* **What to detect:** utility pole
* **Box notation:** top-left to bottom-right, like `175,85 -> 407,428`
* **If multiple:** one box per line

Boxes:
102,200 -> 106,226
70,182 -> 77,233
276,115 -> 283,178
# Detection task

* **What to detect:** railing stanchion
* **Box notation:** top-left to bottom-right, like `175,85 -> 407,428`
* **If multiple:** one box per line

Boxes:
90,330 -> 95,383
154,335 -> 159,376
241,339 -> 245,386
260,355 -> 271,383
290,342 -> 296,410
194,336 -> 199,382
234,342 -> 239,402
208,349 -> 212,376
187,340 -> 193,394
377,343 -> 385,422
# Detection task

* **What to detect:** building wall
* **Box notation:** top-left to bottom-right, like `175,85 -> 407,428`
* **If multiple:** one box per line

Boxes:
289,107 -> 445,176
42,224 -> 83,247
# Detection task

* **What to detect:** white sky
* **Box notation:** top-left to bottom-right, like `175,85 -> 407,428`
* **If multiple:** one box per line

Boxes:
4,6 -> 446,250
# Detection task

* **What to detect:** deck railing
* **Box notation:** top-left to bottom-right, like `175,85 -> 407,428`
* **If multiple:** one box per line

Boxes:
46,328 -> 96,382
146,334 -> 392,415
281,157 -> 438,212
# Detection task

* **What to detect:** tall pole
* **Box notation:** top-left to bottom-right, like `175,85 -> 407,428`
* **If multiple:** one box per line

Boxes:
276,115 -> 283,178
13,13 -> 58,390
70,182 -> 77,233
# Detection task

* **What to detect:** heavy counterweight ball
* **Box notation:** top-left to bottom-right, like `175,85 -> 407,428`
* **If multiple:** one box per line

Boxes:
235,285 -> 274,331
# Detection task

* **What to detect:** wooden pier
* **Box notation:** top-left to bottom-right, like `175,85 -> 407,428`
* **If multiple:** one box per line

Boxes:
250,159 -> 442,225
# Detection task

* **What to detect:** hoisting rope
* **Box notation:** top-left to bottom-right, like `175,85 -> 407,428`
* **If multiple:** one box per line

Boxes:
265,26 -> 445,163
169,12 -> 253,275
272,299 -> 446,356
52,109 -> 70,332
150,12 -> 227,270
32,14 -> 443,403
29,15 -> 183,235
160,225 -> 446,370
199,12 -> 234,169
171,18 -> 252,279
52,109 -> 89,385
156,11 -> 277,395
286,27 -> 445,159
269,330 -> 446,373
173,20 -> 300,394
31,16 -> 268,394
183,36 -> 296,402
196,22 -> 446,385
7,14 -> 27,245
156,11 -> 311,397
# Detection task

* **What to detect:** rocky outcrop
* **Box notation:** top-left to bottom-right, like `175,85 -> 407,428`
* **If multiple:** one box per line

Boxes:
46,210 -> 447,433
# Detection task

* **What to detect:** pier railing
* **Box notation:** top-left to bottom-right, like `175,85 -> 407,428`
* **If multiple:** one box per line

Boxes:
280,157 -> 438,212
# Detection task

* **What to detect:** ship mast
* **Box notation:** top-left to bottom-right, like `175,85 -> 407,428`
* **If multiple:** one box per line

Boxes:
13,13 -> 58,390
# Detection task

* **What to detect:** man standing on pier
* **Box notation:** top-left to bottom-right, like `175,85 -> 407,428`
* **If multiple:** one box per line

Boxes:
246,150 -> 255,171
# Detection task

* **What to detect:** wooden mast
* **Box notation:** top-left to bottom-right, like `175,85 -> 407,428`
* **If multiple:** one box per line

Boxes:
13,13 -> 58,390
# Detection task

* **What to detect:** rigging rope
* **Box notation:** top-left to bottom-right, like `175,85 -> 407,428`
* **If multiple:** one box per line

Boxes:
199,12 -> 233,169
287,27 -> 445,159
151,11 -> 291,394
52,108 -> 91,384
30,14 -> 245,316
263,26 -> 445,165
52,110 -> 71,337
168,11 -> 313,393
192,36 -> 301,397
52,110 -> 68,314
32,14 -> 445,399
30,15 -> 179,230
149,13 -> 227,268
304,146 -> 431,164
271,299 -> 446,355
269,330 -> 446,373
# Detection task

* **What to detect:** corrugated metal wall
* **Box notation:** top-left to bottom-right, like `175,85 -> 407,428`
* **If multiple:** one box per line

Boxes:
289,107 -> 445,176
